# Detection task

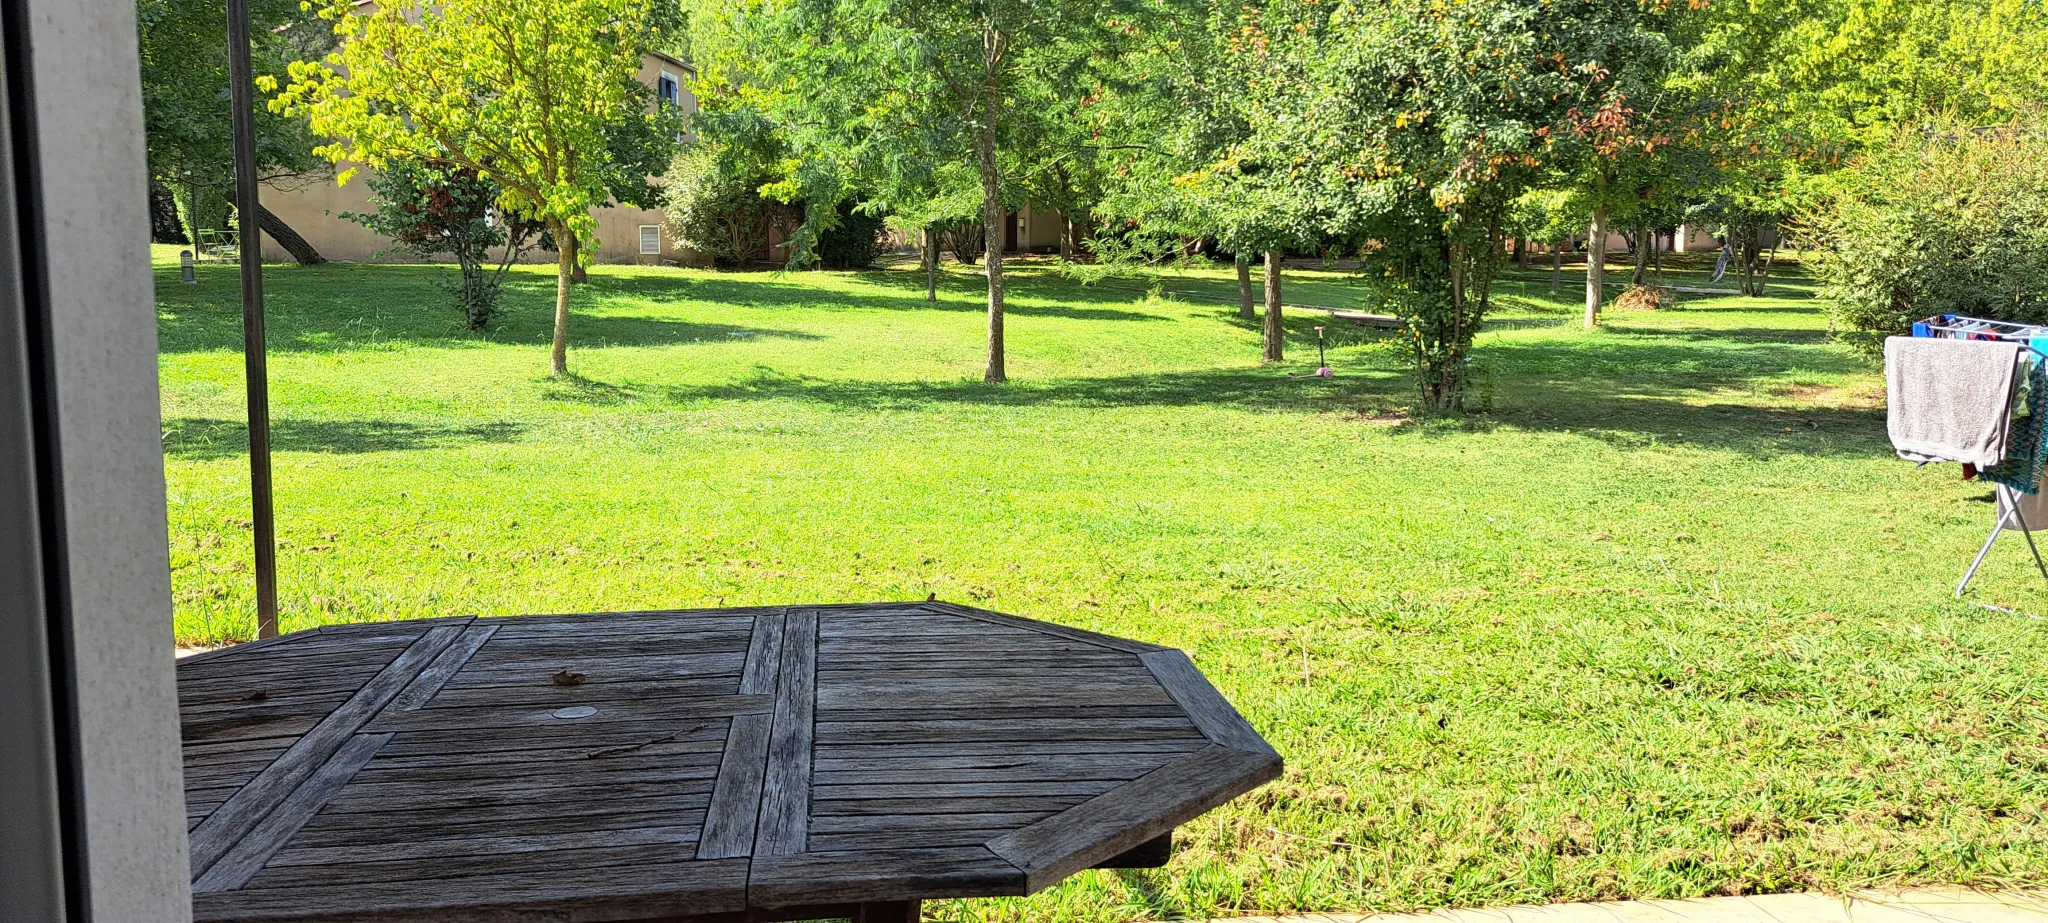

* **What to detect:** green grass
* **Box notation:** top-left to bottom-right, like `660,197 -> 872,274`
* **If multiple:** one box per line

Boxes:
155,245 -> 2048,919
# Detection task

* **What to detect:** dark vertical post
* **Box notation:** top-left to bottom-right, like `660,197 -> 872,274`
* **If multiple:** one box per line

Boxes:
226,0 -> 277,638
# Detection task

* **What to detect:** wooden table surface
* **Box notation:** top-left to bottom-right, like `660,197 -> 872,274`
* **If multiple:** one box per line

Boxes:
179,601 -> 1281,923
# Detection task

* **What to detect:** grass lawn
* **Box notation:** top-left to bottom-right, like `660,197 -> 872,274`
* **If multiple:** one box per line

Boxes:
155,245 -> 2048,920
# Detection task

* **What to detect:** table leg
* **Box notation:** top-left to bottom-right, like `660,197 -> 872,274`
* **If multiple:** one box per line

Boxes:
1094,832 -> 1174,869
856,901 -> 922,923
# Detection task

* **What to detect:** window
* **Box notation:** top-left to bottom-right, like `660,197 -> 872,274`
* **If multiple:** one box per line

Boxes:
657,72 -> 680,106
639,225 -> 661,255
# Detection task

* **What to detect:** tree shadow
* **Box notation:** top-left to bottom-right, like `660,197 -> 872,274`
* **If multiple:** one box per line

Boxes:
582,270 -> 1169,323
156,262 -> 1166,357
162,417 -> 526,460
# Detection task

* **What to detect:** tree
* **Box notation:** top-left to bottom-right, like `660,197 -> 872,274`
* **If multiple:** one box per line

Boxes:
1215,0 -> 1689,407
348,161 -> 541,330
686,0 -> 1154,383
274,0 -> 671,376
138,0 -> 331,263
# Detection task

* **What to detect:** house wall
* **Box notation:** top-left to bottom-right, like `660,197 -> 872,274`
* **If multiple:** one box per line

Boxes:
256,50 -> 704,266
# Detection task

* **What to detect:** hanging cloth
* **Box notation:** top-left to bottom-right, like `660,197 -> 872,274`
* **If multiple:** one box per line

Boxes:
1986,358 -> 2048,494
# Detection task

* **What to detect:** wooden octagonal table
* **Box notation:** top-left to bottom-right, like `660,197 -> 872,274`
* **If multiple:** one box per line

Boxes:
179,601 -> 1282,923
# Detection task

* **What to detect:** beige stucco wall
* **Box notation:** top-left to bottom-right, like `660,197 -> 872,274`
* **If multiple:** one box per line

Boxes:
257,50 -> 703,266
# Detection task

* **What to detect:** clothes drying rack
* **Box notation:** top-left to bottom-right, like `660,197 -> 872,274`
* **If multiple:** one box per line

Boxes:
1912,314 -> 2048,595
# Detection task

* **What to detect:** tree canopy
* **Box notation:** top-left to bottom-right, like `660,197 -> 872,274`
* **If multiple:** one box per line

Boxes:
274,0 -> 679,375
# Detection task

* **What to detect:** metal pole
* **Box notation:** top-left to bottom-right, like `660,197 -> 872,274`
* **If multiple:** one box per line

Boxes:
226,0 -> 277,639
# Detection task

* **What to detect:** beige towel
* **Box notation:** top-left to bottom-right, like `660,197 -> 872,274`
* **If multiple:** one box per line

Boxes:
1886,336 -> 2022,466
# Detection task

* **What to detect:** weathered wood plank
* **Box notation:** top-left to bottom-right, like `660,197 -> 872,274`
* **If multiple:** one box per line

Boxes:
475,631 -> 754,657
420,676 -> 742,709
1139,649 -> 1276,755
349,750 -> 722,785
266,824 -> 702,869
288,806 -> 710,849
810,795 -> 1095,817
814,739 -> 1203,761
173,630 -> 319,667
808,827 -> 1017,851
441,651 -> 744,687
808,812 -> 1056,835
247,842 -> 707,890
814,757 -> 1173,785
816,717 -> 1203,746
920,602 -> 1167,654
362,693 -> 772,734
697,610 -> 788,860
388,623 -> 499,711
319,777 -> 717,815
749,846 -> 1024,906
178,712 -> 325,747
815,780 -> 1121,801
818,685 -> 1176,709
195,856 -> 750,923
814,751 -> 1186,775
755,609 -> 817,858
371,717 -> 730,757
698,715 -> 770,861
985,745 -> 1282,892
191,732 -> 393,893
296,793 -> 711,835
186,621 -> 468,881
818,706 -> 1192,723
818,678 -> 1174,700
363,734 -> 724,768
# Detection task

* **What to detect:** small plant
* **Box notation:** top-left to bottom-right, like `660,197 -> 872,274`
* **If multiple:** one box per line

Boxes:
347,160 -> 538,331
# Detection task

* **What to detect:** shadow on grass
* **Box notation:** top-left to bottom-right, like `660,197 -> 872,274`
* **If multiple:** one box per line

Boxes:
156,262 -> 1163,355
586,362 -> 1887,458
163,417 -> 525,459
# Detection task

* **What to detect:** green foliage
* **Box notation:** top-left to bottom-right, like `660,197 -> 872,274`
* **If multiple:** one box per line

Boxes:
1808,122 -> 2048,352
662,145 -> 791,268
1213,0 -> 1692,406
814,201 -> 889,270
346,160 -> 539,330
137,0 -> 329,242
275,0 -> 677,373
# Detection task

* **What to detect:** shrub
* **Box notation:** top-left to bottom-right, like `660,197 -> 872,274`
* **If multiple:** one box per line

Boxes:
663,146 -> 791,268
347,160 -> 539,330
814,201 -> 889,270
1808,122 -> 2048,353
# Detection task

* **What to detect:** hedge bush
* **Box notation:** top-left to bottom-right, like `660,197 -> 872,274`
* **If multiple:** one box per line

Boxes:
1809,123 -> 2048,353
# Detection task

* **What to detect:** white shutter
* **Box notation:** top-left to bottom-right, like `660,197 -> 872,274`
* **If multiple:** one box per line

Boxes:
639,225 -> 661,255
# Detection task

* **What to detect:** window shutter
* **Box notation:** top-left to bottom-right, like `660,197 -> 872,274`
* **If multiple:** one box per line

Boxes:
639,225 -> 661,255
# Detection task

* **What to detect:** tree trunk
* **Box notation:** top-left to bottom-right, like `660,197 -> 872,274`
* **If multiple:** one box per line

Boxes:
550,220 -> 573,376
1584,206 -> 1607,328
1235,253 -> 1254,320
1551,239 -> 1563,294
1630,224 -> 1649,286
1758,242 -> 1777,297
923,227 -> 938,302
1513,236 -> 1527,270
567,234 -> 588,283
1057,209 -> 1073,261
1262,250 -> 1283,363
1653,234 -> 1664,286
250,203 -> 324,265
976,126 -> 1006,384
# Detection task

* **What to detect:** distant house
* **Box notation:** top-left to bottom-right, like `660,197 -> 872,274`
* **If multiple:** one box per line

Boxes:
256,47 -> 704,266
